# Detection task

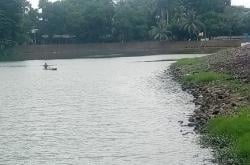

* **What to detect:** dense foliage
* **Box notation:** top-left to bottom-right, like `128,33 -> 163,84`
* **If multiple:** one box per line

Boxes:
0,0 -> 26,49
1,0 -> 250,45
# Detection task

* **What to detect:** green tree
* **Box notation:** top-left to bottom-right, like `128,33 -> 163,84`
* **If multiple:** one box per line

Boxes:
199,12 -> 224,38
150,20 -> 172,41
182,11 -> 204,40
242,12 -> 250,34
218,7 -> 244,37
22,2 -> 40,43
183,0 -> 231,14
113,0 -> 152,42
38,0 -> 114,42
155,0 -> 182,25
39,0 -> 67,38
21,0 -> 250,43
0,0 -> 27,49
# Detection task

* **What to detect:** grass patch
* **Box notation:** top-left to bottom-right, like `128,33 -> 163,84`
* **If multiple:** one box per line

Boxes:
183,72 -> 229,83
208,106 -> 250,139
207,106 -> 250,164
236,133 -> 250,164
176,58 -> 200,66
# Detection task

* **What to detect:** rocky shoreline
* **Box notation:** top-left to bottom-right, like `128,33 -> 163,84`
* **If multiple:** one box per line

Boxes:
171,46 -> 250,131
170,46 -> 250,164
179,83 -> 243,132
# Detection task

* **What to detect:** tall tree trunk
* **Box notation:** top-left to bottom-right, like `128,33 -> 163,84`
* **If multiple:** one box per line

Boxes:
161,9 -> 165,20
166,9 -> 169,26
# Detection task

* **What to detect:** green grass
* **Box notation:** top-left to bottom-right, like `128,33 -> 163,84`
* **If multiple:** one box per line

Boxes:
236,133 -> 250,164
183,71 -> 229,83
175,58 -> 200,66
207,106 -> 250,164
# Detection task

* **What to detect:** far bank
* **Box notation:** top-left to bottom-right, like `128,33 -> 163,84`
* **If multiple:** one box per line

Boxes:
0,40 -> 241,61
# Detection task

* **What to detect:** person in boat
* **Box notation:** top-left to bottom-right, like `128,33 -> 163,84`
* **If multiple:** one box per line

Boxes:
43,62 -> 48,69
43,63 -> 57,70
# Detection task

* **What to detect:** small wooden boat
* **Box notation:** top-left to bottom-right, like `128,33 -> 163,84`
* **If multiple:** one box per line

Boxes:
44,67 -> 57,71
48,67 -> 57,71
42,62 -> 57,71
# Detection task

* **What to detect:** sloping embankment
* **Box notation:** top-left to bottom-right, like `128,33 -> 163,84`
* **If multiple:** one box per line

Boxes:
0,40 -> 240,61
170,46 -> 250,164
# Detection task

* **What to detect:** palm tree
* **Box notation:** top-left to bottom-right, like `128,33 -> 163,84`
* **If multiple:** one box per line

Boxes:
150,20 -> 172,41
182,11 -> 205,40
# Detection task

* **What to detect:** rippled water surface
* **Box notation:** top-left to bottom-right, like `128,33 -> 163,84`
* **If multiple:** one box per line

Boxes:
0,55 -> 213,165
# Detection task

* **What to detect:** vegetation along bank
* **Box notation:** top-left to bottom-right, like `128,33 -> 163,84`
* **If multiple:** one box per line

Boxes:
1,0 -> 250,48
170,46 -> 250,164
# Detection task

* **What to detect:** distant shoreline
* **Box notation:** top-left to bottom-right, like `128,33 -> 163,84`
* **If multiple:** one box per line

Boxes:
0,40 -> 240,61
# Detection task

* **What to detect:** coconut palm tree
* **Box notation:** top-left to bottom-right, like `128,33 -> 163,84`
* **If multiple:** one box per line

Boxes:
150,20 -> 172,41
182,11 -> 205,40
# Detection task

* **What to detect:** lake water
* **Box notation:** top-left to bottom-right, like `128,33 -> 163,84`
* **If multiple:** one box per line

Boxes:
0,55 -> 214,165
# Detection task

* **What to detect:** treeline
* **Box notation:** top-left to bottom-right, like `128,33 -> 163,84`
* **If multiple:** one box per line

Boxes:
0,0 -> 27,49
1,0 -> 250,46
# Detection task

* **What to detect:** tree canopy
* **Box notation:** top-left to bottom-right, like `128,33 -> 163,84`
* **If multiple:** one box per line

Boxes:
1,0 -> 250,46
0,0 -> 29,49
